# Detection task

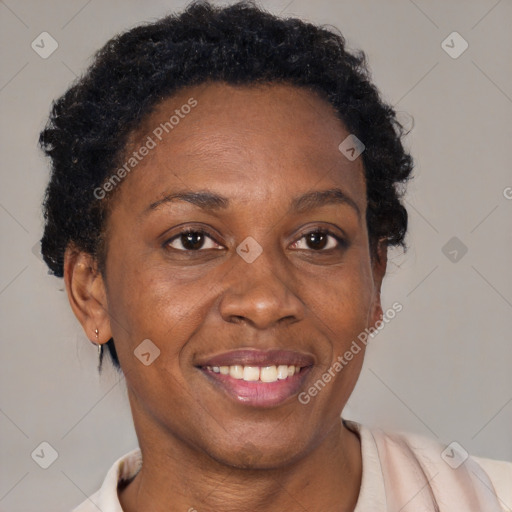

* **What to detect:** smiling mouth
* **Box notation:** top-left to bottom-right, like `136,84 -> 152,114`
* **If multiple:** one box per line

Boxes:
196,349 -> 314,407
203,364 -> 305,382
199,364 -> 312,407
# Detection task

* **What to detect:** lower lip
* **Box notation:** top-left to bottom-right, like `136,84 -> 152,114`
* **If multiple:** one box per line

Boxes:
200,367 -> 312,408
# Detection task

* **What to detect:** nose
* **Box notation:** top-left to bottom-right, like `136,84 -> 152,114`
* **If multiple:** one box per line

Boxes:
218,250 -> 305,330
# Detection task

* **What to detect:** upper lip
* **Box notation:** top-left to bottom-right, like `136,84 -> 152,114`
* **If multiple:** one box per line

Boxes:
197,349 -> 315,368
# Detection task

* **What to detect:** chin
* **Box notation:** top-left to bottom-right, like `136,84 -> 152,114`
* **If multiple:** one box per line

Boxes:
205,431 -> 310,470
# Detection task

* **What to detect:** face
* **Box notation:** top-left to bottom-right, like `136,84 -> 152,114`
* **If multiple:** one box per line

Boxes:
90,82 -> 385,467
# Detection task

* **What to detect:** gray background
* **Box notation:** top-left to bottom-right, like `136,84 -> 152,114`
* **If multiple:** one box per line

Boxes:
0,0 -> 511,510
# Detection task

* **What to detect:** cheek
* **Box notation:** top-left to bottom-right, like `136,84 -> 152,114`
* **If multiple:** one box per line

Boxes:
103,240 -> 172,343
104,263 -> 203,412
302,253 -> 375,338
104,250 -> 215,370
107,267 -> 191,339
299,270 -> 371,414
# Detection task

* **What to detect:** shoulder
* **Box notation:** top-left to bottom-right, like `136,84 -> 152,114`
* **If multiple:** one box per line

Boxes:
372,425 -> 512,511
347,420 -> 511,511
71,448 -> 142,512
472,454 -> 512,507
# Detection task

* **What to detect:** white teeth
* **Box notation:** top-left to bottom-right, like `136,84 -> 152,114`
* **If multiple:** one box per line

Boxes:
243,366 -> 260,381
229,365 -> 244,379
208,364 -> 302,382
277,365 -> 289,380
260,365 -> 278,383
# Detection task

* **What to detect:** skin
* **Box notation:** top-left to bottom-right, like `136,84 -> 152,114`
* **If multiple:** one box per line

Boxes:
65,82 -> 387,512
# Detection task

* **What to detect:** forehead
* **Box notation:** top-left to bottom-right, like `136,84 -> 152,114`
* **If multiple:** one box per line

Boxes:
113,82 -> 367,215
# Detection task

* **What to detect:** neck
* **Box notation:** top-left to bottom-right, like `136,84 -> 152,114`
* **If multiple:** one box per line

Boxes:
118,418 -> 362,512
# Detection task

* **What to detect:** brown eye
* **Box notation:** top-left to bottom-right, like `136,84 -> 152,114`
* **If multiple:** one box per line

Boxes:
291,230 -> 344,251
166,230 -> 221,251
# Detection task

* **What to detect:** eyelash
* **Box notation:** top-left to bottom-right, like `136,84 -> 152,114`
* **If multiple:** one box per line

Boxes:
164,227 -> 347,252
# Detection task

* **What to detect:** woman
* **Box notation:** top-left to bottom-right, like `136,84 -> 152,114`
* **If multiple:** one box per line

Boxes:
38,1 -> 511,510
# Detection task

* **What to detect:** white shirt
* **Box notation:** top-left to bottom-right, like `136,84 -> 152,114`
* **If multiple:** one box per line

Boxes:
72,420 -> 512,511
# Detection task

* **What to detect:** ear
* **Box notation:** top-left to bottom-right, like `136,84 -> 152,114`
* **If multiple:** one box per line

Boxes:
368,239 -> 388,328
63,244 -> 112,344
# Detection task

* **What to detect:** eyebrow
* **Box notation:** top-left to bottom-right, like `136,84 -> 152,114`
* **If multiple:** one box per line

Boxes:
290,188 -> 361,218
144,187 -> 361,219
147,191 -> 229,213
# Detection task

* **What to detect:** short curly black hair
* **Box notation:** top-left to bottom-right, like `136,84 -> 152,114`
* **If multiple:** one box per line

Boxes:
39,0 -> 414,371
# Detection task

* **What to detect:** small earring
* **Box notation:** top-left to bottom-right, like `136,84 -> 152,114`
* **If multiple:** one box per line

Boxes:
94,329 -> 102,357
